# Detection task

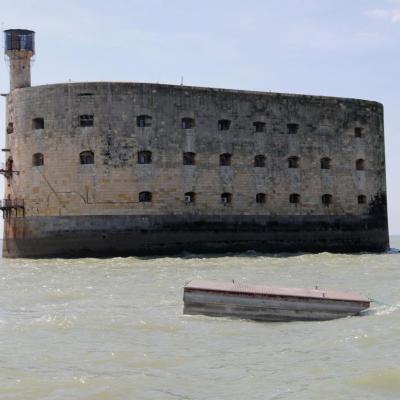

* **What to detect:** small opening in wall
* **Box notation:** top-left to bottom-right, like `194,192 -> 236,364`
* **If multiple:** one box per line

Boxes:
80,150 -> 94,165
185,192 -> 196,203
79,114 -> 94,127
358,195 -> 367,204
32,153 -> 44,166
320,157 -> 331,169
77,93 -> 94,97
288,156 -> 299,168
289,193 -> 300,204
221,192 -> 232,204
7,122 -> 13,134
138,150 -> 152,164
354,127 -> 363,138
137,115 -> 152,128
253,121 -> 266,132
322,194 -> 332,207
287,123 -> 299,134
183,152 -> 195,165
182,118 -> 195,129
220,153 -> 232,166
356,159 -> 365,171
32,118 -> 44,130
254,155 -> 266,167
139,191 -> 152,202
218,119 -> 231,131
256,193 -> 266,203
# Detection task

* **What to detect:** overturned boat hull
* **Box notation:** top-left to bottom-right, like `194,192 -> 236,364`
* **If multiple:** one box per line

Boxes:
183,280 -> 370,322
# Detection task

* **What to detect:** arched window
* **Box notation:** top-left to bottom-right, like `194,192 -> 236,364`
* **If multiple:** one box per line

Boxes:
185,192 -> 196,203
218,119 -> 231,131
32,117 -> 44,130
79,114 -> 94,127
220,153 -> 232,166
356,159 -> 365,171
287,123 -> 299,134
139,191 -> 152,202
253,121 -> 266,132
80,151 -> 94,165
256,193 -> 266,203
7,122 -> 14,134
354,127 -> 363,138
289,193 -> 300,204
358,195 -> 367,204
136,115 -> 152,128
181,118 -> 195,129
288,156 -> 299,168
322,194 -> 332,207
32,153 -> 44,166
321,157 -> 331,169
254,155 -> 266,167
138,151 -> 152,164
183,152 -> 195,165
221,192 -> 232,204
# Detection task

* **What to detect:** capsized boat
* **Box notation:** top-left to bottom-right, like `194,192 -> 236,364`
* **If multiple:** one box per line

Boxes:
183,280 -> 370,322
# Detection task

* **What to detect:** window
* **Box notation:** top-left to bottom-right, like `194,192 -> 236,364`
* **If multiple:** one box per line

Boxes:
182,118 -> 195,129
32,118 -> 44,130
221,192 -> 232,204
218,119 -> 231,131
7,122 -> 14,134
354,127 -> 363,138
138,150 -> 152,164
79,114 -> 94,127
288,156 -> 299,168
254,155 -> 266,167
220,153 -> 232,166
253,121 -> 266,132
185,192 -> 196,203
322,194 -> 332,207
289,193 -> 300,204
287,123 -> 299,134
32,153 -> 44,166
139,191 -> 152,202
358,195 -> 367,204
256,193 -> 266,203
320,157 -> 331,169
137,115 -> 152,128
80,151 -> 94,165
183,152 -> 195,165
356,159 -> 365,171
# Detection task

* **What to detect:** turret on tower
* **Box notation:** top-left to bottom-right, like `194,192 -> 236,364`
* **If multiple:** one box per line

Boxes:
4,29 -> 35,91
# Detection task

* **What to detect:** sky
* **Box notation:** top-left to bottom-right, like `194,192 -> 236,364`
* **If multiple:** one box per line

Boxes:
0,0 -> 399,234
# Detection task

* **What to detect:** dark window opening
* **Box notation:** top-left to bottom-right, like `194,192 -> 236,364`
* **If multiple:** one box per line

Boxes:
220,153 -> 232,166
79,114 -> 94,127
256,193 -> 266,203
32,153 -> 44,166
80,150 -> 94,165
288,156 -> 299,168
218,119 -> 231,131
7,122 -> 13,134
253,121 -> 266,132
6,157 -> 13,172
354,127 -> 363,138
221,192 -> 232,204
356,159 -> 365,171
32,118 -> 44,130
185,192 -> 196,203
183,152 -> 195,165
139,191 -> 152,202
321,157 -> 331,169
77,93 -> 93,97
287,123 -> 299,134
138,151 -> 152,164
289,193 -> 300,204
358,195 -> 367,204
254,155 -> 266,167
182,118 -> 195,129
322,194 -> 333,207
137,115 -> 152,128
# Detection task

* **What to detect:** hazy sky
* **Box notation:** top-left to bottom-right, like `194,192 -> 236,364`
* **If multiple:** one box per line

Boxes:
1,0 -> 399,234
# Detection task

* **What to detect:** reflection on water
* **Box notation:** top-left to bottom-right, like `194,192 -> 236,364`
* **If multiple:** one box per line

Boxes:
0,237 -> 399,399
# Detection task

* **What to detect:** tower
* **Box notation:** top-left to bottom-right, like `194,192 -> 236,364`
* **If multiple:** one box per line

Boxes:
4,29 -> 35,91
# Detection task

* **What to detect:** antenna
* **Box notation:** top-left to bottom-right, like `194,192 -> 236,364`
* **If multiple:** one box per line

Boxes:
180,76 -> 183,86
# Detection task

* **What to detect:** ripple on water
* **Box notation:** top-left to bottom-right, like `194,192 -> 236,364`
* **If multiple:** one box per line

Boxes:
352,368 -> 400,394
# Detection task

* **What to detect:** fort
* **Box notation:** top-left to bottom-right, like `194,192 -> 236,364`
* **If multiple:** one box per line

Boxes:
1,29 -> 389,258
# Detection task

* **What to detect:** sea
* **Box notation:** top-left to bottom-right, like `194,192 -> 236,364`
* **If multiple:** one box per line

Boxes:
0,237 -> 399,400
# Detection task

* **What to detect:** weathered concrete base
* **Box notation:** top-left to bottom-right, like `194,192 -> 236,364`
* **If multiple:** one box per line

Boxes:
2,214 -> 389,258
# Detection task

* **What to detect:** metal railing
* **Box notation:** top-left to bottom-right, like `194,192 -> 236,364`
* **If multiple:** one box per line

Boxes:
0,198 -> 24,209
